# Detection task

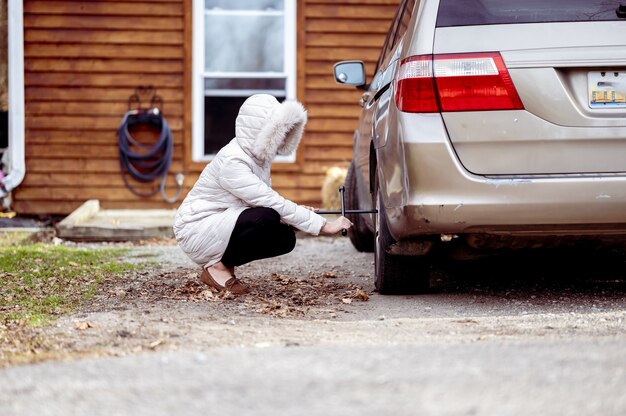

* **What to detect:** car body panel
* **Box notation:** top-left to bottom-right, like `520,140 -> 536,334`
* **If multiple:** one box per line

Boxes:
398,111 -> 626,228
433,22 -> 626,174
353,0 -> 438,227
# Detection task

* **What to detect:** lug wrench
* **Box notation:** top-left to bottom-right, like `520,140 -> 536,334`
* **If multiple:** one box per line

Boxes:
316,186 -> 378,236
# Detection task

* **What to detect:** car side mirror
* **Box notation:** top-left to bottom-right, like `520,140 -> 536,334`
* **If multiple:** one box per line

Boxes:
333,61 -> 367,89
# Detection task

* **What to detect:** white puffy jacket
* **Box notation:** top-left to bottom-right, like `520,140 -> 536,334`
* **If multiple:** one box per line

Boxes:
173,94 -> 327,267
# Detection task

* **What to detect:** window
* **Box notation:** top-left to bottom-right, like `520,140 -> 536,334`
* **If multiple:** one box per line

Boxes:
394,0 -> 417,46
192,0 -> 297,161
437,0 -> 624,27
375,1 -> 405,74
374,0 -> 417,74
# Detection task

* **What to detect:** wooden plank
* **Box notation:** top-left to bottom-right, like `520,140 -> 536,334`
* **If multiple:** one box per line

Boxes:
307,32 -> 386,48
25,73 -> 183,88
25,29 -> 183,45
25,1 -> 183,17
305,89 -> 363,104
26,115 -> 183,131
26,87 -> 184,102
26,130 -> 120,144
269,173 -> 325,188
305,146 -> 354,161
26,58 -> 184,74
306,75 -> 359,90
297,0 -> 307,103
182,0 -> 194,168
23,172 -> 188,188
26,128 -> 185,145
12,200 -> 88,215
305,84 -> 357,94
307,104 -> 361,118
304,136 -> 354,147
306,19 -> 391,33
305,60 -> 377,78
27,158 -> 184,173
26,143 -> 183,159
301,160 -> 351,175
307,47 -> 381,61
25,44 -> 183,59
306,118 -> 358,133
27,101 -> 184,117
306,58 -> 378,69
15,187 -> 186,202
99,200 -> 186,210
24,15 -> 183,31
306,5 -> 397,19
304,132 -> 355,144
272,188 -> 323,204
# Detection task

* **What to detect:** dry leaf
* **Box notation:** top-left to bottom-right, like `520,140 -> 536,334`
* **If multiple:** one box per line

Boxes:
454,319 -> 480,324
74,321 -> 95,330
321,272 -> 337,279
148,339 -> 165,349
353,289 -> 369,301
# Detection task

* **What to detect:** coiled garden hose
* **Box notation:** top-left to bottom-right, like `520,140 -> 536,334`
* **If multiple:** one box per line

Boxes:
117,108 -> 184,203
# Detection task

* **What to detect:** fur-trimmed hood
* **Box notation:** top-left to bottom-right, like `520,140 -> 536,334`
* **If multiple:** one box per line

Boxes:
234,94 -> 307,164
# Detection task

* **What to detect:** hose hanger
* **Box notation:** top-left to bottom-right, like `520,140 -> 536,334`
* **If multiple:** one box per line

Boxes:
118,86 -> 184,203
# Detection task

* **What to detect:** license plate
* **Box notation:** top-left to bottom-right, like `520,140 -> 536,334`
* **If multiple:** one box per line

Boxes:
588,71 -> 626,108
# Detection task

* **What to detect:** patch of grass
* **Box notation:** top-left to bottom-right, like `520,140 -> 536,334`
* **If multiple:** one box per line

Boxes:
131,252 -> 160,259
0,244 -> 137,326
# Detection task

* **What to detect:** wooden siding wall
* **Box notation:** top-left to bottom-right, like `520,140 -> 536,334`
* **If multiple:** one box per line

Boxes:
15,0 -> 400,215
272,0 -> 401,206
17,0 -> 186,214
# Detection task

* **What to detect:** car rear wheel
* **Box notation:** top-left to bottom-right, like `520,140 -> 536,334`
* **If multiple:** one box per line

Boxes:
374,178 -> 430,294
345,162 -> 374,252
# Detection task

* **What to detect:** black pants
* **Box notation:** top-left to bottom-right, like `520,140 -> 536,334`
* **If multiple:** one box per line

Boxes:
220,207 -> 296,268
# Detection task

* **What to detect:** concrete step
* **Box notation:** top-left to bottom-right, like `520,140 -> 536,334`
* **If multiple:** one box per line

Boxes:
57,200 -> 175,241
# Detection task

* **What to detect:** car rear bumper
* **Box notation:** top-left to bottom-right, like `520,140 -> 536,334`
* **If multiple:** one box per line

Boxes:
380,114 -> 626,242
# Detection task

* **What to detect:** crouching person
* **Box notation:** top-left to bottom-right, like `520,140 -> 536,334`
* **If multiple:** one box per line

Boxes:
173,94 -> 353,294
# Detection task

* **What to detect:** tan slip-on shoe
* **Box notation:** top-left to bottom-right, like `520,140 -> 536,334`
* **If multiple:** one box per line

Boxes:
200,268 -> 248,295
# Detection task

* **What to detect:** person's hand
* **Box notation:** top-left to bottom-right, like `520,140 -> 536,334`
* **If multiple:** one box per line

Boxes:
320,216 -> 353,235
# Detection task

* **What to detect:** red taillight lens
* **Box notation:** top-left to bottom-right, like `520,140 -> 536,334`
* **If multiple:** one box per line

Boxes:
395,52 -> 524,113
434,53 -> 524,111
395,56 -> 438,113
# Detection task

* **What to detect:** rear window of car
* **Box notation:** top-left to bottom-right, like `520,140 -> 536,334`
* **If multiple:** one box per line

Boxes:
437,0 -> 625,27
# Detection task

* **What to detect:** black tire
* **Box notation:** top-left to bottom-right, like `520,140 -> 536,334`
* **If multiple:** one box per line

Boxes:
345,162 -> 375,252
374,177 -> 430,294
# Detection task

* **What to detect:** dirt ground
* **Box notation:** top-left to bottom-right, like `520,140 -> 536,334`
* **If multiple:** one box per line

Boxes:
30,235 -> 626,363
2,235 -> 625,416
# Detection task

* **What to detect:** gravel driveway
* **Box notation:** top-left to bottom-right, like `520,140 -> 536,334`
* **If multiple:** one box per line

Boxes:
0,236 -> 625,415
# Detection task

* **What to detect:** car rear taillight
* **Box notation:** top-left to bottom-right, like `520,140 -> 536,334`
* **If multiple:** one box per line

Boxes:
395,52 -> 524,113
395,56 -> 439,113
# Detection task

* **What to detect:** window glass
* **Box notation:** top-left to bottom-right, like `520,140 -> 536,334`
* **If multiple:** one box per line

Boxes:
203,96 -> 286,155
375,0 -> 406,73
393,0 -> 417,46
204,14 -> 283,72
204,78 -> 286,92
205,0 -> 283,11
437,0 -> 624,27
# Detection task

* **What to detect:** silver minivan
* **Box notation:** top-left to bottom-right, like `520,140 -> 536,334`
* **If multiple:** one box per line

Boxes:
334,0 -> 626,294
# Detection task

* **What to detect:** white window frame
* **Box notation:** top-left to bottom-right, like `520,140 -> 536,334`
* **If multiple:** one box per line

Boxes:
192,0 -> 297,162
